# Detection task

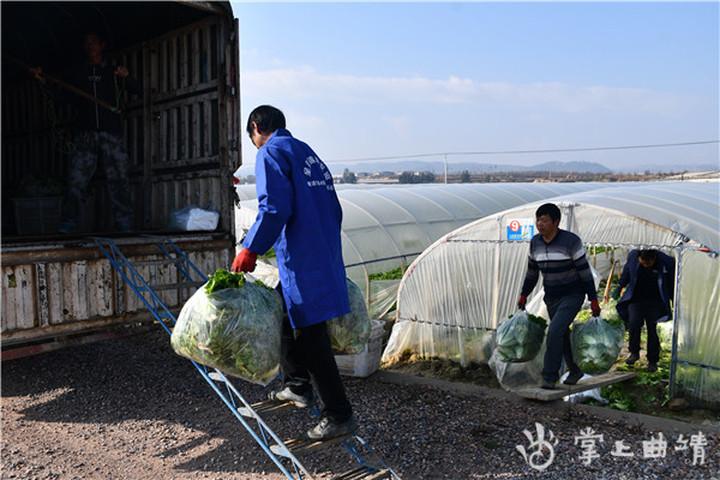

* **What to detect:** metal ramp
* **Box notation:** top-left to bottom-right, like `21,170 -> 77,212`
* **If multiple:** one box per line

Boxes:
94,236 -> 400,480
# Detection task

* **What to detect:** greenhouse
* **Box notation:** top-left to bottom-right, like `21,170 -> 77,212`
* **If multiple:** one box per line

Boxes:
383,181 -> 720,407
235,182 -> 612,317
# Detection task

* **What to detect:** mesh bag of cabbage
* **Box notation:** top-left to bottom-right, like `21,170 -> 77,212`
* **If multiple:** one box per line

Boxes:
571,313 -> 624,374
170,270 -> 284,385
495,311 -> 547,363
327,278 -> 372,354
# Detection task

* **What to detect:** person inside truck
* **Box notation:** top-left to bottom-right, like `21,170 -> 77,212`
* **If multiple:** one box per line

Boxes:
30,31 -> 140,233
231,105 -> 357,441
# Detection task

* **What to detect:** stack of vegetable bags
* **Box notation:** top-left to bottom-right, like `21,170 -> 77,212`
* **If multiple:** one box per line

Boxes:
495,311 -> 547,363
571,303 -> 624,374
170,269 -> 284,385
328,279 -> 372,354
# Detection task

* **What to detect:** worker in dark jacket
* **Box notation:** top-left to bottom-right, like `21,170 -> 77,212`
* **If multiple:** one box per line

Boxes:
231,105 -> 356,440
518,203 -> 600,390
615,249 -> 675,372
32,31 -> 140,233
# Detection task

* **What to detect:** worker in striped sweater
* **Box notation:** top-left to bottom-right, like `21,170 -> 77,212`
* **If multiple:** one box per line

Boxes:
517,203 -> 601,389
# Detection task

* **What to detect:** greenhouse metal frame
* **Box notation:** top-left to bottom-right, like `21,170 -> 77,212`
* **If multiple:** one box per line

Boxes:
385,182 -> 720,406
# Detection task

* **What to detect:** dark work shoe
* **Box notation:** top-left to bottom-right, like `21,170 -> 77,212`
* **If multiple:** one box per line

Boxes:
563,371 -> 584,386
541,380 -> 558,390
267,387 -> 313,408
625,353 -> 640,366
306,415 -> 358,441
647,363 -> 658,373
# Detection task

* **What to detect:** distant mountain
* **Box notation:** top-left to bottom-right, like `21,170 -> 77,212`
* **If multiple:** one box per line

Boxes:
530,161 -> 611,174
613,163 -> 719,174
328,160 -> 612,175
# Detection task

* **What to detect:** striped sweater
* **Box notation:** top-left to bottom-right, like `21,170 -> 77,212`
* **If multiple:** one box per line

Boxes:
520,229 -> 597,301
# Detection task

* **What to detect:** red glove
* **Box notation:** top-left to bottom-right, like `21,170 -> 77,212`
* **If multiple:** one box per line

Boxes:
517,295 -> 527,311
591,299 -> 601,317
231,248 -> 257,273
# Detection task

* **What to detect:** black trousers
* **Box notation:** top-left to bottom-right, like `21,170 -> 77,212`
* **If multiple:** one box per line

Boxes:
628,302 -> 664,364
280,314 -> 353,422
542,293 -> 585,382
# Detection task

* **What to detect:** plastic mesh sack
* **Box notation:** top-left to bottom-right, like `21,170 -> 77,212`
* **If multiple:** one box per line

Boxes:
571,313 -> 624,374
328,279 -> 372,354
494,311 -> 547,363
170,272 -> 284,385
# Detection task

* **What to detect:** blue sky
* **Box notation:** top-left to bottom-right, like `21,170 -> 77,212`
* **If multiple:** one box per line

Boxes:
231,2 -> 719,174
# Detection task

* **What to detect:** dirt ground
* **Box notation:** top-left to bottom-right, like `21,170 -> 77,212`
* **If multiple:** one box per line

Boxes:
2,330 -> 719,480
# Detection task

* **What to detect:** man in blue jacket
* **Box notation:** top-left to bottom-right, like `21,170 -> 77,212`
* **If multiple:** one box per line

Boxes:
231,105 -> 356,440
615,249 -> 675,372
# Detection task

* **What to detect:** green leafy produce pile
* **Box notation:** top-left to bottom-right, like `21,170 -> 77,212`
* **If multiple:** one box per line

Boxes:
368,267 -> 404,281
495,311 -> 547,363
571,306 -> 624,374
171,270 -> 283,385
328,279 -> 372,354
575,299 -> 624,329
205,269 -> 246,294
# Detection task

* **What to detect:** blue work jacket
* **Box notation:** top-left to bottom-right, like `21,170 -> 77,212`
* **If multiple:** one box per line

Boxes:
242,129 -> 350,328
616,250 -> 676,323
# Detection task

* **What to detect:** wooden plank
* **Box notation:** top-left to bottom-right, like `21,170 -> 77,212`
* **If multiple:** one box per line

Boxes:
199,25 -> 208,84
331,468 -> 391,480
74,261 -> 89,321
271,434 -> 352,457
1,311 -> 166,345
203,99 -> 211,158
47,263 -> 64,325
35,263 -> 50,327
15,265 -> 36,329
2,267 -> 18,332
173,36 -> 180,92
178,34 -> 186,89
514,372 -> 637,401
143,42 -> 154,229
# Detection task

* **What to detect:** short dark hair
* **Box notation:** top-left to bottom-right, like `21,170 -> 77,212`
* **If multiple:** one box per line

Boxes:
536,203 -> 561,222
639,249 -> 658,261
246,105 -> 286,136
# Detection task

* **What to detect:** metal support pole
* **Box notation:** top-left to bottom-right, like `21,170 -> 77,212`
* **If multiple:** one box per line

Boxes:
668,245 -> 684,398
443,154 -> 448,184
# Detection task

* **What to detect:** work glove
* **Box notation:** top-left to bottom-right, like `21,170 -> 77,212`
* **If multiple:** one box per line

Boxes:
231,248 -> 257,273
611,287 -> 621,301
517,295 -> 527,311
591,299 -> 601,317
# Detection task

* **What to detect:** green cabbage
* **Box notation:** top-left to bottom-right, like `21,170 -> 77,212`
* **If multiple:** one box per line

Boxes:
571,308 -> 624,374
328,279 -> 372,354
170,271 -> 283,385
495,311 -> 547,363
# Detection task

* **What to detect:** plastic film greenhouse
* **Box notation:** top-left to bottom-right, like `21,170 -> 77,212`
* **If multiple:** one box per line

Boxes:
235,183 -> 613,318
383,181 -> 720,407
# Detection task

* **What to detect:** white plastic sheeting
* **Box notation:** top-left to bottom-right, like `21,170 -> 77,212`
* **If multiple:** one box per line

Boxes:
385,182 -> 720,405
235,183 -> 612,317
673,249 -> 720,406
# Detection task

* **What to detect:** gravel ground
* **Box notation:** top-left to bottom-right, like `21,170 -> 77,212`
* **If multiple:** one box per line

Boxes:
2,330 -> 719,480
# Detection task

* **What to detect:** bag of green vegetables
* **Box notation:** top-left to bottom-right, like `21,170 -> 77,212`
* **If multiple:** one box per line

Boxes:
571,307 -> 624,374
327,279 -> 372,354
495,311 -> 547,363
170,269 -> 284,385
